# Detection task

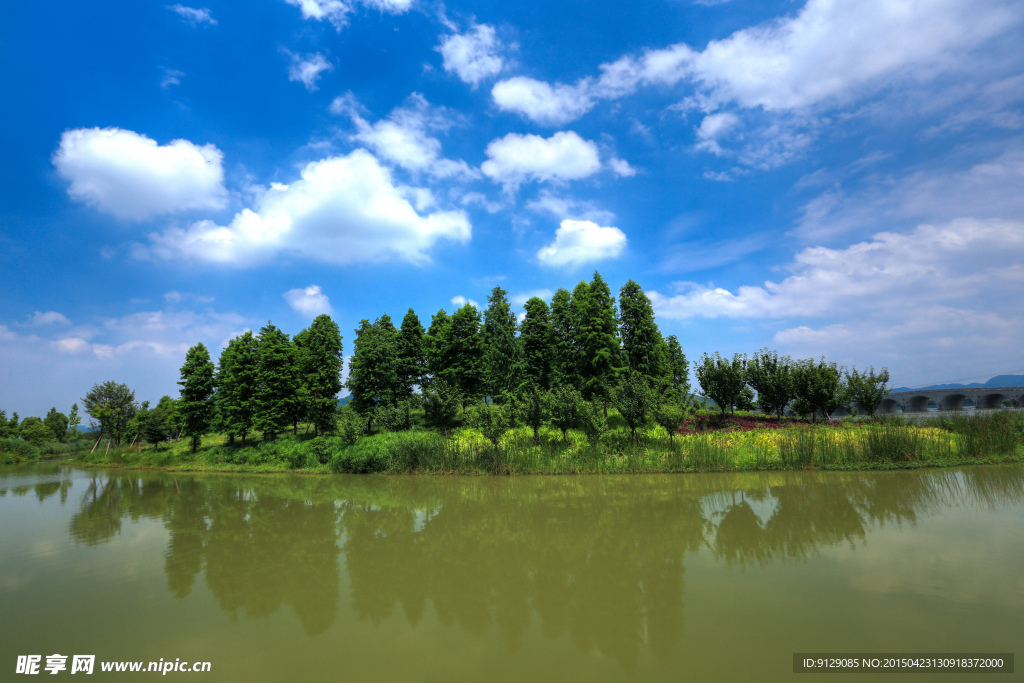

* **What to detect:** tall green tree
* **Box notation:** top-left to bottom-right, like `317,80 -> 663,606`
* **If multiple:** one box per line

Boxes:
549,385 -> 584,444
745,348 -> 794,418
846,366 -> 890,418
664,335 -> 690,402
20,418 -> 55,445
792,358 -> 849,422
519,297 -> 553,390
347,316 -> 401,430
66,403 -> 82,440
253,322 -> 299,440
43,408 -> 69,443
576,272 -> 623,403
619,279 -> 666,387
549,288 -> 582,391
694,352 -> 747,418
179,342 -> 216,452
431,303 -> 485,406
299,314 -> 345,436
216,332 -> 259,444
482,286 -> 520,402
82,381 -> 138,446
396,308 -> 426,396
424,309 -> 451,388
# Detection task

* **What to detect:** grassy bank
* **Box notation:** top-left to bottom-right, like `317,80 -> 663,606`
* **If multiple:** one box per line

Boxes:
65,409 -> 1024,475
0,438 -> 95,465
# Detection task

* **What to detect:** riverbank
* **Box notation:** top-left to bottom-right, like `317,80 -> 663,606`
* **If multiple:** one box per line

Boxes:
63,410 -> 1024,475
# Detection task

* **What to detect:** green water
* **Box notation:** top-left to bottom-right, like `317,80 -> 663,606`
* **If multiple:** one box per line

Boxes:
1,464 -> 1022,681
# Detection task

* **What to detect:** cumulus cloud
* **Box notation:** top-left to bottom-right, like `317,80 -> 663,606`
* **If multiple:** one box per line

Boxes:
284,285 -> 333,316
695,112 -> 740,155
608,157 -> 637,177
138,149 -> 471,266
167,5 -> 217,25
438,23 -> 505,87
53,127 -> 227,221
491,0 -> 1020,130
481,131 -> 602,190
30,311 -> 71,326
286,51 -> 334,91
650,218 -> 1024,320
334,93 -> 478,179
526,190 -> 616,224
536,219 -> 627,268
450,295 -> 480,309
491,77 -> 596,126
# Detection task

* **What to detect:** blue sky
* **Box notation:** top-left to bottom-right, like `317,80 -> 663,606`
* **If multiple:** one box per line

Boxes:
2,0 -> 1023,417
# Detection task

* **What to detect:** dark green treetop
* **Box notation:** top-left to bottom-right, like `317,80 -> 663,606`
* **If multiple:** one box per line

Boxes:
299,314 -> 344,436
664,335 -> 690,402
253,322 -> 299,440
519,297 -> 553,390
82,381 -> 138,446
619,279 -> 666,385
396,308 -> 426,396
549,288 -> 581,391
694,352 -> 747,418
482,286 -> 520,402
178,342 -> 216,452
575,272 -> 623,403
745,348 -> 794,418
347,315 -> 401,429
846,366 -> 890,418
216,331 -> 259,444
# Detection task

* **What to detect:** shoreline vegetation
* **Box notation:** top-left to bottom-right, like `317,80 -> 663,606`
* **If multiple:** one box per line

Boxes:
3,273 -> 1022,475
56,409 -> 1024,475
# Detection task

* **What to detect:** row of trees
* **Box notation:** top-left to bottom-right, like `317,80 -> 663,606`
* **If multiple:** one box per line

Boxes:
347,274 -> 690,423
0,406 -> 81,444
695,350 -> 891,421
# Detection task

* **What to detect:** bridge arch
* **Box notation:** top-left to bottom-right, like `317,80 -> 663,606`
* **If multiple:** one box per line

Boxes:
939,393 -> 966,411
978,393 -> 1008,409
880,398 -> 900,413
905,395 -> 931,412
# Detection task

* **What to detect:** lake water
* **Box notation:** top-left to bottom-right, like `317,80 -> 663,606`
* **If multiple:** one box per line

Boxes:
1,463 -> 1022,681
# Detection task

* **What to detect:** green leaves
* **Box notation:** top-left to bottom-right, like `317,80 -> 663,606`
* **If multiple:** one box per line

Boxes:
178,342 -> 216,452
846,366 -> 890,417
300,314 -> 344,436
253,323 -> 299,440
82,381 -> 138,446
482,286 -> 520,401
694,352 -> 746,418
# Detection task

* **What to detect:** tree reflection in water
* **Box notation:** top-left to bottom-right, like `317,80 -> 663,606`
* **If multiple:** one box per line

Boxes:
63,466 -> 1024,668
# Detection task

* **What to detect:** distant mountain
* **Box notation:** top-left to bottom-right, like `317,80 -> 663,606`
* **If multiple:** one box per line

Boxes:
892,374 -> 1024,393
337,395 -> 350,407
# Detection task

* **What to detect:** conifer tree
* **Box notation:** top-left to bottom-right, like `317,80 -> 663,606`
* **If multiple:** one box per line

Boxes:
298,314 -> 344,436
347,316 -> 400,430
253,323 -> 298,440
396,308 -> 426,396
619,279 -> 666,385
575,272 -> 622,403
66,403 -> 82,440
482,286 -> 520,401
178,342 -> 216,452
664,335 -> 690,402
431,303 -> 485,406
424,309 -> 451,388
216,331 -> 258,444
519,297 -> 553,390
550,288 -> 581,391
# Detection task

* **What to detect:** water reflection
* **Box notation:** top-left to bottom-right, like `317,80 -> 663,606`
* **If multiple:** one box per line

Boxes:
62,466 -> 1024,667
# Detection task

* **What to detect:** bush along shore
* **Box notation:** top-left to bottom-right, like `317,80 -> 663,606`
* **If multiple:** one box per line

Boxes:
65,409 -> 1024,475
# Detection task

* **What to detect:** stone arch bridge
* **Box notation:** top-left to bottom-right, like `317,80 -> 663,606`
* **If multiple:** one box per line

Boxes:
879,387 -> 1024,413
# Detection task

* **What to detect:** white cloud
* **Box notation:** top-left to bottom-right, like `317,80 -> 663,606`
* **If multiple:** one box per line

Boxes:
336,93 -> 478,179
284,285 -> 333,316
650,218 -> 1024,320
283,0 -> 412,31
481,131 -> 602,190
490,0 -> 1020,132
286,51 -> 334,91
536,219 -> 627,268
795,144 -> 1024,241
30,311 -> 71,326
438,23 -> 505,87
526,190 -> 616,224
491,77 -> 595,126
167,5 -> 217,25
53,128 -> 227,221
695,112 -> 740,155
608,157 -> 637,177
284,0 -> 352,30
161,68 -> 185,89
139,149 -> 471,266
1,306 -> 249,418
450,295 -> 480,309
511,289 -> 554,306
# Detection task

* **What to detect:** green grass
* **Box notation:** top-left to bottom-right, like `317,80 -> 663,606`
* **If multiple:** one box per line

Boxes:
65,409 -> 1024,475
